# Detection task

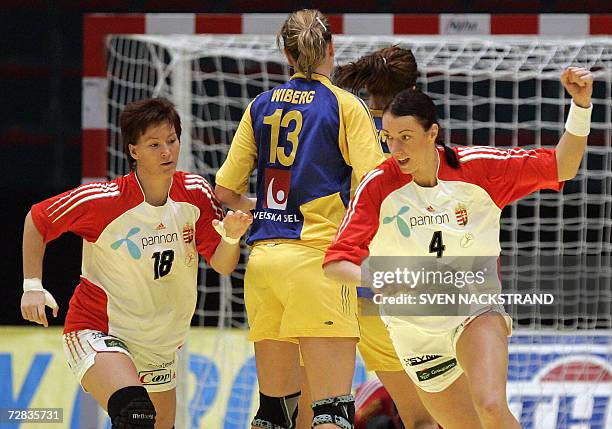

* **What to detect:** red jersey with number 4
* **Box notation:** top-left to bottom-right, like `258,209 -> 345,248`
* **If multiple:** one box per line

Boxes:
30,171 -> 222,353
325,146 -> 562,264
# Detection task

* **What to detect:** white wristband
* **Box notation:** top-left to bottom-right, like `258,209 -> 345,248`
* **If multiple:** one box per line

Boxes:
212,221 -> 240,245
23,278 -> 59,309
565,100 -> 592,137
23,278 -> 44,291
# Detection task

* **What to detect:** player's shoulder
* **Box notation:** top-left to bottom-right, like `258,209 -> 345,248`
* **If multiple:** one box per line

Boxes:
253,78 -> 308,105
248,86 -> 289,118
65,176 -> 124,204
250,89 -> 272,108
173,171 -> 214,194
454,145 -> 541,166
172,171 -> 224,216
455,145 -> 499,163
356,158 -> 410,196
373,157 -> 407,180
326,84 -> 369,112
370,108 -> 383,120
37,175 -> 127,222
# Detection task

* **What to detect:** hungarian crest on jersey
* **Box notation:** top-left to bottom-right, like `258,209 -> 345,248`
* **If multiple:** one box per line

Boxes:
455,203 -> 468,226
182,223 -> 194,244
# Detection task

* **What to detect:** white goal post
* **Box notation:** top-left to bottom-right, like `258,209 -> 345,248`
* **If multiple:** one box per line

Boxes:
105,32 -> 612,325
82,14 -> 612,427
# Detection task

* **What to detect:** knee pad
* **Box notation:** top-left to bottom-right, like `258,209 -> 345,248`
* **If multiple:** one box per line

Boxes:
312,394 -> 355,429
251,391 -> 300,429
107,386 -> 156,428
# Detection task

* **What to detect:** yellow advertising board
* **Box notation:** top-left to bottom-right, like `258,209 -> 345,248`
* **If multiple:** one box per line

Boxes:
0,326 -> 368,428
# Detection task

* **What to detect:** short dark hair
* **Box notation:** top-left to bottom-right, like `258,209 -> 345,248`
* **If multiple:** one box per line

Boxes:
120,98 -> 182,168
334,45 -> 418,104
385,88 -> 459,169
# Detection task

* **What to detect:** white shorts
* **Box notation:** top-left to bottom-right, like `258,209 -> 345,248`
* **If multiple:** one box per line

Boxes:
385,307 -> 512,393
62,330 -> 178,393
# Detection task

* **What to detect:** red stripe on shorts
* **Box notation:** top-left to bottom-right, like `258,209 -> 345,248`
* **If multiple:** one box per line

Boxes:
64,335 -> 78,361
73,331 -> 88,356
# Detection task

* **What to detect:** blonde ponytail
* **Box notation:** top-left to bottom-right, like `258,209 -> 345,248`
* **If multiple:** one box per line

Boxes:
277,10 -> 332,80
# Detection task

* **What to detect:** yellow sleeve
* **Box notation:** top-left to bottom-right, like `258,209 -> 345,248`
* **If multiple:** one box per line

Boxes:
335,90 -> 386,181
215,101 -> 257,194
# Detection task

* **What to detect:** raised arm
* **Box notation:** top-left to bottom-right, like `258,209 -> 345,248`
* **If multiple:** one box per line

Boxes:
556,67 -> 594,181
21,211 -> 58,327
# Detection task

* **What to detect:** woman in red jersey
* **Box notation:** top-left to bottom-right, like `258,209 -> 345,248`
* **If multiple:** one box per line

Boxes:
324,67 -> 593,429
20,98 -> 252,429
298,46 -> 439,429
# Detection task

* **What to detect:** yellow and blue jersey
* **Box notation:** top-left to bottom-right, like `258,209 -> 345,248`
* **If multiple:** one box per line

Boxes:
370,109 -> 390,154
216,72 -> 385,250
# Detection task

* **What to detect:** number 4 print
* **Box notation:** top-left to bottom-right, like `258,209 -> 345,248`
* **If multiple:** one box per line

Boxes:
429,231 -> 445,258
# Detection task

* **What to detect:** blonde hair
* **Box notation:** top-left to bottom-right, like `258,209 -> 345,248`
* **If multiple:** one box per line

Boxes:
276,9 -> 332,80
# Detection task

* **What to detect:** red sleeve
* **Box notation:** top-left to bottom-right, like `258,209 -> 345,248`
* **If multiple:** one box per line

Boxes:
192,177 -> 224,264
30,182 -> 121,243
355,380 -> 394,429
461,147 -> 563,208
324,167 -> 390,267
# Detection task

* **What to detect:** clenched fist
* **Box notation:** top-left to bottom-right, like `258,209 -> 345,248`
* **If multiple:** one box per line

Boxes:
560,67 -> 593,108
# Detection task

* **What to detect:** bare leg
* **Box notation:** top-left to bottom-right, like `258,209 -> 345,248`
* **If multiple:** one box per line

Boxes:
149,389 -> 176,429
376,370 -> 438,429
251,340 -> 301,429
300,337 -> 357,429
253,340 -> 301,395
456,312 -> 520,429
81,352 -> 142,410
412,375 -> 482,429
296,366 -> 313,429
82,352 -> 175,428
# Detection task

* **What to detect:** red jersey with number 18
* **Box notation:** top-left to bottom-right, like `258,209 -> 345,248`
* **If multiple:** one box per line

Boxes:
30,171 -> 222,353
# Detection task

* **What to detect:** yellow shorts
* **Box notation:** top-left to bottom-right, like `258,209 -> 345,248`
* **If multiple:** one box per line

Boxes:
357,297 -> 403,372
245,242 -> 359,342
